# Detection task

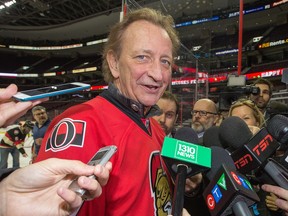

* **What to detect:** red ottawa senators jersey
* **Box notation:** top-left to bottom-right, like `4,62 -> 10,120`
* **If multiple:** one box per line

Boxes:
36,93 -> 173,216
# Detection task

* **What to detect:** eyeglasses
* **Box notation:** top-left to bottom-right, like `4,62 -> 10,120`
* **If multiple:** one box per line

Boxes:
191,110 -> 217,117
34,112 -> 46,116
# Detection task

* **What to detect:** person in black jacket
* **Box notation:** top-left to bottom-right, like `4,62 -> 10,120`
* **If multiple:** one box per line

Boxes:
0,120 -> 33,169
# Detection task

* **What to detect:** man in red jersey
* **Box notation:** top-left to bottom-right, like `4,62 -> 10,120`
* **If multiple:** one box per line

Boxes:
0,84 -> 112,216
36,7 -> 183,216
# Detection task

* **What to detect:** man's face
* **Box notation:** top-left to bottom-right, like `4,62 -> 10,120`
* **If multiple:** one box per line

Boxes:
191,100 -> 217,134
250,83 -> 271,111
22,126 -> 31,134
153,98 -> 178,135
108,20 -> 173,107
33,109 -> 48,125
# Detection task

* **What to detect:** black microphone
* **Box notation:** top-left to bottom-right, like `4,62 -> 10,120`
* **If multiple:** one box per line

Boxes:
161,127 -> 212,216
266,114 -> 288,147
219,116 -> 288,189
203,146 -> 259,216
203,126 -> 223,148
219,116 -> 253,152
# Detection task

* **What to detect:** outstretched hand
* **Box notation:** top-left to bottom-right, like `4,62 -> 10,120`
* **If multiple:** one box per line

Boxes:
0,84 -> 47,127
0,158 -> 112,216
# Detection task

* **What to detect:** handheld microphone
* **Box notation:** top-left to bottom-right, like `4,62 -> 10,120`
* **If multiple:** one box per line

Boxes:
203,146 -> 259,216
161,127 -> 212,179
219,116 -> 253,152
203,126 -> 223,148
161,127 -> 211,216
266,114 -> 288,147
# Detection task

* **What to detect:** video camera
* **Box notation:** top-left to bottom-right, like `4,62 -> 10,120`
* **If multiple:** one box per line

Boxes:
218,75 -> 260,111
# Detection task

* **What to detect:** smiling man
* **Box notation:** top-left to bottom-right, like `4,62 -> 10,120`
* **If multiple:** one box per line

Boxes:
36,8 -> 181,216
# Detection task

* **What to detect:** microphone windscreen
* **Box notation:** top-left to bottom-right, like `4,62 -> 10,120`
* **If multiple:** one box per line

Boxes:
219,116 -> 253,150
203,126 -> 223,148
206,146 -> 236,181
267,114 -> 288,145
174,127 -> 199,145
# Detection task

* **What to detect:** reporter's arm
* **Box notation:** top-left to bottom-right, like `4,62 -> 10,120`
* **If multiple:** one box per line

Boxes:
0,158 -> 112,216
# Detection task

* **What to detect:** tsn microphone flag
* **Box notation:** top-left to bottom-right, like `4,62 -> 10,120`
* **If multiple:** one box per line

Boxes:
231,127 -> 280,174
161,136 -> 211,179
203,164 -> 260,216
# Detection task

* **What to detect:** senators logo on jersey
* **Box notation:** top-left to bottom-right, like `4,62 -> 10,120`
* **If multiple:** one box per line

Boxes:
150,151 -> 172,215
45,118 -> 86,152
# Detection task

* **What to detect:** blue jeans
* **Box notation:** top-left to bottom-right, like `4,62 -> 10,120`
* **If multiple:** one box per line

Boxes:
0,147 -> 20,169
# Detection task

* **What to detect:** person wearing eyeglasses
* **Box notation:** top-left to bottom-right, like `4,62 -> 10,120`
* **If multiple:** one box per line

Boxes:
184,98 -> 217,216
191,98 -> 219,142
31,105 -> 51,161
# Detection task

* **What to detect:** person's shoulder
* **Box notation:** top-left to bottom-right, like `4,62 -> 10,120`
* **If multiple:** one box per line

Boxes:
267,101 -> 288,117
268,101 -> 288,111
6,125 -> 20,133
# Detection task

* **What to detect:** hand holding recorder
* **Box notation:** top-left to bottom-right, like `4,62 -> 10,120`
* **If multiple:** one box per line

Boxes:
0,158 -> 112,216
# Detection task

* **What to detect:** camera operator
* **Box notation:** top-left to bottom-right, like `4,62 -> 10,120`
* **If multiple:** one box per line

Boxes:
249,78 -> 273,120
250,78 -> 288,123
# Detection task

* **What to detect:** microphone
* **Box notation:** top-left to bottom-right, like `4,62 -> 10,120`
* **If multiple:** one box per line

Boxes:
219,116 -> 288,189
203,146 -> 260,216
161,127 -> 212,216
266,114 -> 288,146
219,116 -> 253,152
202,126 -> 223,148
269,115 -> 288,170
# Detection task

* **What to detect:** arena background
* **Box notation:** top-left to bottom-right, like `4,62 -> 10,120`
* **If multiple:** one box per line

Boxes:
0,0 -> 288,128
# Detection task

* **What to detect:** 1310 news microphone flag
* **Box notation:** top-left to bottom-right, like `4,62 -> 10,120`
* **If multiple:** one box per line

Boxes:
161,136 -> 211,179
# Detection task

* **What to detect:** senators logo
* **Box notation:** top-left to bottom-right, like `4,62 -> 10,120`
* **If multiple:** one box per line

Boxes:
45,118 -> 86,152
150,151 -> 172,215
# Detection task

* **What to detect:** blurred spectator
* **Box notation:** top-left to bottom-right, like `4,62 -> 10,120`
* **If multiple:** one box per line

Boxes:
250,77 -> 288,123
250,78 -> 272,120
228,98 -> 265,129
153,91 -> 179,137
191,98 -> 219,143
0,120 -> 33,169
31,105 -> 51,161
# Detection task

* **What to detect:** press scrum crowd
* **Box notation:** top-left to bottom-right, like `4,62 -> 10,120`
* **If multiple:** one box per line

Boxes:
1,7 -> 288,216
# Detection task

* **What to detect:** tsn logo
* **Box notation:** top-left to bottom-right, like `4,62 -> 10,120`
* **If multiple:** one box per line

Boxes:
206,171 -> 252,211
252,134 -> 273,156
235,154 -> 253,169
234,134 -> 274,169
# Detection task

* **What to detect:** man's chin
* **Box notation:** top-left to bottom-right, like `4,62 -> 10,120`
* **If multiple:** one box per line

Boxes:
256,103 -> 265,109
191,126 -> 203,134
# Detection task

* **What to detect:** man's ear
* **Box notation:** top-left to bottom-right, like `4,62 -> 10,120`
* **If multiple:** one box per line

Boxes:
213,114 -> 220,125
106,50 -> 120,78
